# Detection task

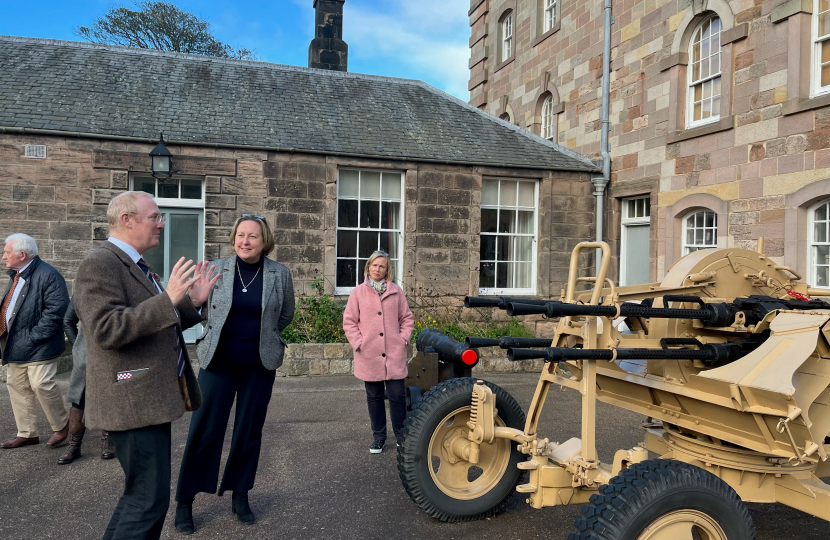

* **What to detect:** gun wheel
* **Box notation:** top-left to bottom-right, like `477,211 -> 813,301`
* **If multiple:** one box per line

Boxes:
569,459 -> 755,540
397,377 -> 526,522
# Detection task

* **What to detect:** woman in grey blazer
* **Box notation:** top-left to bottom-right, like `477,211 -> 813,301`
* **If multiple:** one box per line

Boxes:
174,215 -> 295,534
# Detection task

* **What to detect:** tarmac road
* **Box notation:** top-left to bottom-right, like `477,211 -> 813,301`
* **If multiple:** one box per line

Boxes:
1,371 -> 828,540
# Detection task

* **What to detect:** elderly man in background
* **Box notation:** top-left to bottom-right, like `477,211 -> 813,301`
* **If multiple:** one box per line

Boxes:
75,191 -> 218,540
1,233 -> 70,449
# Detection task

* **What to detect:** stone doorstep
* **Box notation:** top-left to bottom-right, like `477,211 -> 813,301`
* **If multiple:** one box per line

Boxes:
0,342 -> 539,382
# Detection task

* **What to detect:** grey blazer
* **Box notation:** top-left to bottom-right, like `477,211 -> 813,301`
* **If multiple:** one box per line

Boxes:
74,242 -> 203,432
196,256 -> 295,371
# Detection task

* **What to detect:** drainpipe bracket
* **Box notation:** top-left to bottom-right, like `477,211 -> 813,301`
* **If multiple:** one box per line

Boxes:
591,176 -> 609,196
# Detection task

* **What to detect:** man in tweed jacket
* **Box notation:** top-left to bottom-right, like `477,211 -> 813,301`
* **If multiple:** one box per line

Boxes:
74,191 -> 218,540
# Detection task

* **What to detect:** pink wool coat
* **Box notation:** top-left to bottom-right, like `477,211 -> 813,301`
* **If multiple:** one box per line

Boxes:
343,278 -> 414,382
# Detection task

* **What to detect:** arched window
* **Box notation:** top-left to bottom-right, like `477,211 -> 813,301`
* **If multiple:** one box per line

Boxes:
687,15 -> 722,128
810,199 -> 830,287
502,11 -> 513,61
499,112 -> 511,123
813,0 -> 830,96
682,209 -> 717,253
541,95 -> 554,140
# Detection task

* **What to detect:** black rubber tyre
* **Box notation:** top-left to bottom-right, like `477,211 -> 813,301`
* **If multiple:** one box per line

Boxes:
397,377 -> 526,522
405,385 -> 422,412
569,459 -> 756,540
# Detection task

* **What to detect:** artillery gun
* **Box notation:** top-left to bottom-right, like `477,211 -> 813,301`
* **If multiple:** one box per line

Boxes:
397,240 -> 830,539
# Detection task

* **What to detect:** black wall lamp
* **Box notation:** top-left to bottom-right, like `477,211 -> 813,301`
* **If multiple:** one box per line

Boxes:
149,132 -> 173,184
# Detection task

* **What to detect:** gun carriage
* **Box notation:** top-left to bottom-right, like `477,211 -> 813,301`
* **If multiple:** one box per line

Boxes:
397,240 -> 830,539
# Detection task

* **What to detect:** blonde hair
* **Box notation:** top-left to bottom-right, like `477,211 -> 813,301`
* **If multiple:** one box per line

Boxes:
364,251 -> 393,283
229,216 -> 275,257
107,191 -> 154,232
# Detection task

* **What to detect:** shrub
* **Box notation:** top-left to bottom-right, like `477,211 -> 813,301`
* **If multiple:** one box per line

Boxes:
282,278 -> 346,344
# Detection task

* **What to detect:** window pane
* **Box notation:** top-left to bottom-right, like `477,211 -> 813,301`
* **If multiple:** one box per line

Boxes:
380,201 -> 401,229
514,262 -> 532,289
480,235 -> 496,261
142,230 -> 166,280
159,178 -> 179,199
359,231 -> 379,257
381,173 -> 401,199
338,199 -> 358,227
499,209 -> 516,233
705,212 -> 715,227
822,13 -> 830,38
704,229 -> 714,245
686,228 -> 695,244
180,179 -> 202,199
695,229 -> 703,244
501,180 -> 517,206
823,65 -> 830,88
360,200 -> 380,228
637,198 -> 645,217
480,261 -> 495,288
517,210 -> 534,234
515,237 -> 532,261
339,170 -> 359,197
696,212 -> 704,227
627,200 -> 635,218
379,231 -> 399,256
518,182 -> 534,206
481,209 -> 498,233
818,245 -> 830,265
336,259 -> 357,287
337,230 -> 357,257
136,177 -> 156,196
482,179 -> 499,205
816,203 -> 828,221
361,171 -> 381,198
169,214 -> 199,268
712,96 -> 721,117
817,266 -> 829,287
496,262 -> 509,288
497,236 -> 510,261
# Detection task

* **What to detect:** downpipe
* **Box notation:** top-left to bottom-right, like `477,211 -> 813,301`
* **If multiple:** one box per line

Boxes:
593,0 -> 613,271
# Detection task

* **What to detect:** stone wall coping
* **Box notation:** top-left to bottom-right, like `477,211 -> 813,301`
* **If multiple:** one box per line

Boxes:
771,0 -> 813,24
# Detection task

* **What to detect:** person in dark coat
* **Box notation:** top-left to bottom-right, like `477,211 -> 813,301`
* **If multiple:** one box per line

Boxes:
174,215 -> 295,535
57,298 -> 115,464
1,233 -> 70,449
74,191 -> 218,540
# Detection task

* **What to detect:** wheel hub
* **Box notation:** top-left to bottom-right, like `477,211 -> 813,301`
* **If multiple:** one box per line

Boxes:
637,509 -> 727,540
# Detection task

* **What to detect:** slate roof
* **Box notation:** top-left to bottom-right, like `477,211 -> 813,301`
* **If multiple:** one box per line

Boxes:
0,36 -> 598,172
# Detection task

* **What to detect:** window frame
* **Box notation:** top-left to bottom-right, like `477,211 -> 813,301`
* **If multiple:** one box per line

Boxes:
681,209 -> 718,254
812,0 -> 830,97
334,167 -> 405,295
686,15 -> 723,129
478,178 -> 539,296
541,94 -> 555,140
619,196 -> 651,286
130,174 -> 206,209
502,11 -> 513,61
809,198 -> 830,288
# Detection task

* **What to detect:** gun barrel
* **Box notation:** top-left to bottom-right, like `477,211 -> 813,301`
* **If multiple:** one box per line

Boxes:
465,337 -> 500,348
464,296 -> 551,309
506,300 -> 737,327
415,329 -> 479,367
464,336 -> 554,349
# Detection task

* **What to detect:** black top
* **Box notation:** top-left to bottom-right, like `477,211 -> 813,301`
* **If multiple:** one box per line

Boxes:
215,256 -> 264,364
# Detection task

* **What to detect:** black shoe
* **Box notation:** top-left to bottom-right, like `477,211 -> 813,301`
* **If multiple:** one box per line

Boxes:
369,440 -> 385,454
175,502 -> 195,535
232,492 -> 255,525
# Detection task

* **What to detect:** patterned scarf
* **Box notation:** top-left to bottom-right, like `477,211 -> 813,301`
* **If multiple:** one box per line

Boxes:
368,279 -> 387,297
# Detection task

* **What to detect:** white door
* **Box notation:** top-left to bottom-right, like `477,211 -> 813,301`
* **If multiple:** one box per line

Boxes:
141,208 -> 205,342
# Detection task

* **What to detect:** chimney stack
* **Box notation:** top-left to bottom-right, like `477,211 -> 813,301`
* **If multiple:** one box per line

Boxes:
308,0 -> 348,71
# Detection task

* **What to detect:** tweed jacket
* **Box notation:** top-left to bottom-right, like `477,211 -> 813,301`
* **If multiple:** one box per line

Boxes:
195,256 -> 295,371
343,278 -> 414,382
63,298 -> 87,406
74,242 -> 203,432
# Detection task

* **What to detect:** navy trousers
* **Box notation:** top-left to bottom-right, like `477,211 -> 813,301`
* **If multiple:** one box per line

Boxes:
176,358 -> 275,502
103,423 -> 171,540
364,379 -> 406,442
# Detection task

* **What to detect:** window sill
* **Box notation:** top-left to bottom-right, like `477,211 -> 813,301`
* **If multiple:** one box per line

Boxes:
532,23 -> 561,48
782,92 -> 830,115
665,116 -> 734,144
494,57 -> 515,74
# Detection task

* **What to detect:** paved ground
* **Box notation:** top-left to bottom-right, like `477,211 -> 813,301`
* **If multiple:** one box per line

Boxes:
1,371 -> 829,540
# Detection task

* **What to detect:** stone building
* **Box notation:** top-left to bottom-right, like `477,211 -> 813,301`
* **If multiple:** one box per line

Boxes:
0,33 -> 598,342
469,0 -> 830,290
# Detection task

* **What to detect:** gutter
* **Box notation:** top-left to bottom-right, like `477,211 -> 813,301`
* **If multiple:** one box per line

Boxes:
591,0 -> 613,271
0,126 -> 597,173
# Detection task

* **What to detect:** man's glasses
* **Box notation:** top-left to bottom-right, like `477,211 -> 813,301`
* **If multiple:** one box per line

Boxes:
241,214 -> 267,222
131,212 -> 166,224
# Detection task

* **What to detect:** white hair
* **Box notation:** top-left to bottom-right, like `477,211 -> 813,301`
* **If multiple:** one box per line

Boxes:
5,233 -> 38,258
108,191 -> 155,231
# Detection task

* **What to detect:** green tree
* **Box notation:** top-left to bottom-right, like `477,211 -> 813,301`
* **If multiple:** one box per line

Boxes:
75,1 -> 256,60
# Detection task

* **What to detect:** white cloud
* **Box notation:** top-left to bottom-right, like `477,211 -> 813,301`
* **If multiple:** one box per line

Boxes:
346,0 -> 470,99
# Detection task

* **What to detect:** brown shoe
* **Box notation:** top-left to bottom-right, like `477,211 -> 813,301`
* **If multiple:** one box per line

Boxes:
101,431 -> 115,459
58,408 -> 85,465
46,422 -> 69,447
1,436 -> 40,449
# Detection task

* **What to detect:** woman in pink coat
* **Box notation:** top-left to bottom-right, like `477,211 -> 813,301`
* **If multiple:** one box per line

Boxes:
343,251 -> 414,454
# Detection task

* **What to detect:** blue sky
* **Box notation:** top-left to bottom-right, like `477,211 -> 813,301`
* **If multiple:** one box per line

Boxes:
0,0 -> 471,99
